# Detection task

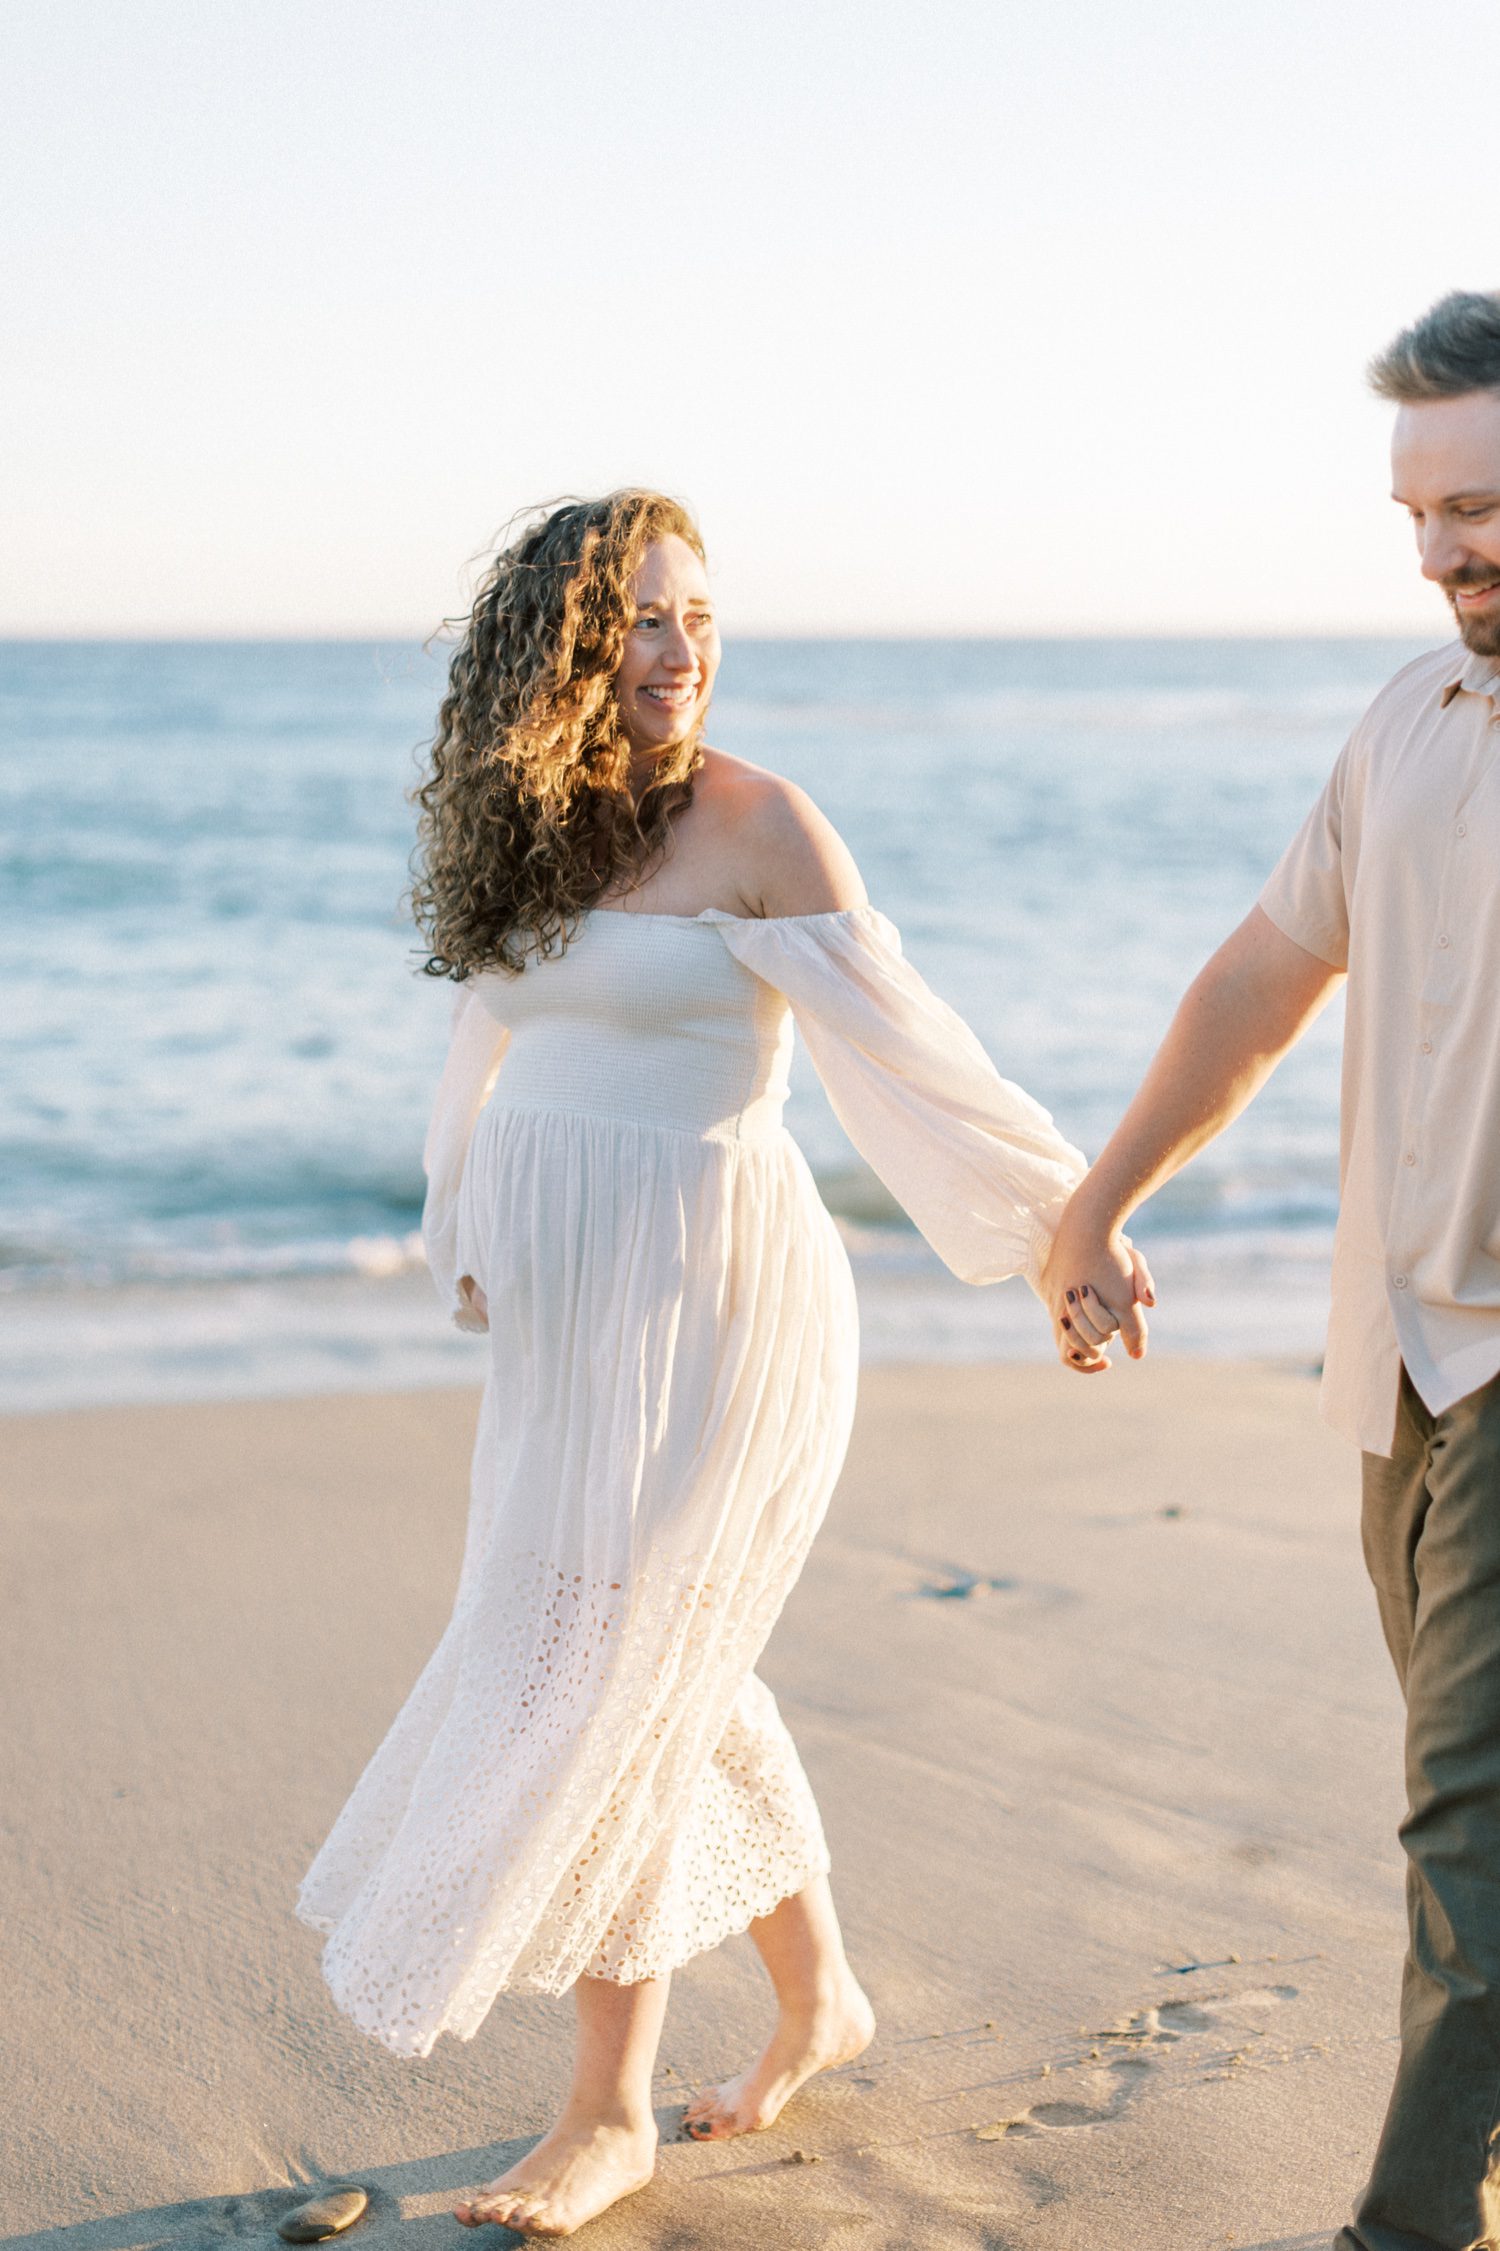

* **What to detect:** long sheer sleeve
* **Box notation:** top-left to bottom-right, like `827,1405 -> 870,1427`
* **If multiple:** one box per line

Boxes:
421,983 -> 510,1328
711,908 -> 1086,1290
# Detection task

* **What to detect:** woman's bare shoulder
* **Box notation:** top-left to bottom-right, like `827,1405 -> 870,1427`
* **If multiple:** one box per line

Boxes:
695,747 -> 867,918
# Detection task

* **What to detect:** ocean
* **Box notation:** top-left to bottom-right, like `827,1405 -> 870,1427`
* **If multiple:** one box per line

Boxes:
2,635 -> 1433,1409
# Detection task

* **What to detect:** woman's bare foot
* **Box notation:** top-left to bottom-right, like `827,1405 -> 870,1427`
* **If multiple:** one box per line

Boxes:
453,2110 -> 657,2237
681,1980 -> 875,2141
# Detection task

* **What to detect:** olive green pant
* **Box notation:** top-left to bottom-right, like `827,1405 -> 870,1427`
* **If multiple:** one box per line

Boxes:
1338,1368 -> 1500,2251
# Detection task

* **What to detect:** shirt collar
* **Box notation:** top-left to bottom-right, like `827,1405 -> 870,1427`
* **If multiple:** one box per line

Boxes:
1439,644 -> 1500,707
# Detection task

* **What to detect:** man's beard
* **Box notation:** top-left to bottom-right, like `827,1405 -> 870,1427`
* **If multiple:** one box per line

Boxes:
1444,568 -> 1500,658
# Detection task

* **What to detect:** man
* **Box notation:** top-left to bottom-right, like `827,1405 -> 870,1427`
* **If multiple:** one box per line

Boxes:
1044,289 -> 1500,2251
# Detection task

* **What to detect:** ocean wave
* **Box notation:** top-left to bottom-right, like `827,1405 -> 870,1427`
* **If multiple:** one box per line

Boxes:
0,1183 -> 1342,1302
2,636 -> 1370,1317
0,1230 -> 430,1296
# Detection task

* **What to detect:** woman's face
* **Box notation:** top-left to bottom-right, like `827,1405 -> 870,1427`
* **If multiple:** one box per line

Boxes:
615,535 -> 720,757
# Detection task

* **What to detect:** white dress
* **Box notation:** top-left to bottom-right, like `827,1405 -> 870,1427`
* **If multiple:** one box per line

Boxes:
297,907 -> 1084,2058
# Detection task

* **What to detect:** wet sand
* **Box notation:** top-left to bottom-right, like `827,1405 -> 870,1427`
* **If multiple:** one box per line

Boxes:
2,1360 -> 1403,2250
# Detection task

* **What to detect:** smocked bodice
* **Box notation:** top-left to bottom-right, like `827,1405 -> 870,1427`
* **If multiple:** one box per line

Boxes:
470,913 -> 793,1142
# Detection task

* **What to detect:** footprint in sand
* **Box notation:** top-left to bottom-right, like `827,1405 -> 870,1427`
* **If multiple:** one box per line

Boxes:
973,1984 -> 1302,2143
981,2056 -> 1152,2137
1133,1984 -> 1299,2043
1168,1984 -> 1298,2027
1031,2095 -> 1128,2129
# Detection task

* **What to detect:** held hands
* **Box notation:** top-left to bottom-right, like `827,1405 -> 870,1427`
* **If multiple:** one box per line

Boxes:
1041,1193 -> 1155,1376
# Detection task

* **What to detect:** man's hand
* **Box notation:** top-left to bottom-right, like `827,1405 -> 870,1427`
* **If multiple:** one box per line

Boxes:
1041,1195 -> 1155,1374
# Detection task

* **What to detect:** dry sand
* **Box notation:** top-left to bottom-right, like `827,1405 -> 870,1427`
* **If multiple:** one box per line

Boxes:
2,1360 -> 1404,2251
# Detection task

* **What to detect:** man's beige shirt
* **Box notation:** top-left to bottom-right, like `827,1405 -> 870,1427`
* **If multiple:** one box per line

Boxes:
1260,640 -> 1500,1455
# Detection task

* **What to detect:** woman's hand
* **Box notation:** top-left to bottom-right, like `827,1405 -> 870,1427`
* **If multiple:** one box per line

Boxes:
1041,1199 -> 1155,1375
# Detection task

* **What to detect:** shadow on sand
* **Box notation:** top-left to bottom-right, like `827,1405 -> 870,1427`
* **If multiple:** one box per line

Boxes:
0,2140 -> 549,2251
1,2141 -> 1340,2251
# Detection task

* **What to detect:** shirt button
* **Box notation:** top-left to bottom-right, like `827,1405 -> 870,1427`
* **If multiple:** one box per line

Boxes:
1394,1273 -> 1409,1289
1457,822 -> 1468,838
1404,1149 -> 1417,1165
1421,1039 -> 1433,1054
1438,934 -> 1451,949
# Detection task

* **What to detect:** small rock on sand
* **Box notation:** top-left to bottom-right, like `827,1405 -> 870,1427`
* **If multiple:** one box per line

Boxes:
277,2186 -> 369,2243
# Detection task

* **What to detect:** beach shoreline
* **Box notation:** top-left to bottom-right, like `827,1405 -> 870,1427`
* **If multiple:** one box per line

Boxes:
4,1359 -> 1400,2249
0,1232 -> 1336,1416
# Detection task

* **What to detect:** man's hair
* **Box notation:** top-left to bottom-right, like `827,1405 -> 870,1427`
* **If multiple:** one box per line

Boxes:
1368,290 -> 1500,402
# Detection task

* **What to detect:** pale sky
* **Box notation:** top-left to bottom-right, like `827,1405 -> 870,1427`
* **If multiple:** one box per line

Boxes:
4,0 -> 1498,637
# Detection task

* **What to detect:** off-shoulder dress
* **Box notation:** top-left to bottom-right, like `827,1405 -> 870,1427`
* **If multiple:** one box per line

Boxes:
297,907 -> 1085,2058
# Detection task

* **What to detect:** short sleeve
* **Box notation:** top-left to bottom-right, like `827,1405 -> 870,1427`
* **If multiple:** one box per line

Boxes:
710,908 -> 1087,1292
1258,740 -> 1353,970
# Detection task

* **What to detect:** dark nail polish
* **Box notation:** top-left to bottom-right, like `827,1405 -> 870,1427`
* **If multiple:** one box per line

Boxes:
1080,1285 -> 1090,1298
1066,1289 -> 1077,1303
1062,1316 -> 1072,1329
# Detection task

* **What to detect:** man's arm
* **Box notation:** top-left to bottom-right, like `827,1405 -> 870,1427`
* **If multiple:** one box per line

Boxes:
1046,906 -> 1345,1370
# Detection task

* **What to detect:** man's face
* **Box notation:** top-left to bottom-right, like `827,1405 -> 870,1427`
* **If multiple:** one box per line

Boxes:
1391,391 -> 1500,657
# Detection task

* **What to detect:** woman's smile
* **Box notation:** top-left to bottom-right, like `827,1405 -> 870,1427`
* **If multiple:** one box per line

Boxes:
640,681 -> 699,708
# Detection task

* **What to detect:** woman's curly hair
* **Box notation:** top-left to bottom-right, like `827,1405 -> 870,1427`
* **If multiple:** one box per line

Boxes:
410,489 -> 708,978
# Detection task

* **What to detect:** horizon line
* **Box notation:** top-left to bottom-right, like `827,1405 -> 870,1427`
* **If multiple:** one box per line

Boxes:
0,623 -> 1448,648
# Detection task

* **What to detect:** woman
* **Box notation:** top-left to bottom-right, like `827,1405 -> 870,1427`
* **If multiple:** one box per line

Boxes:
297,490 -> 1121,2238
